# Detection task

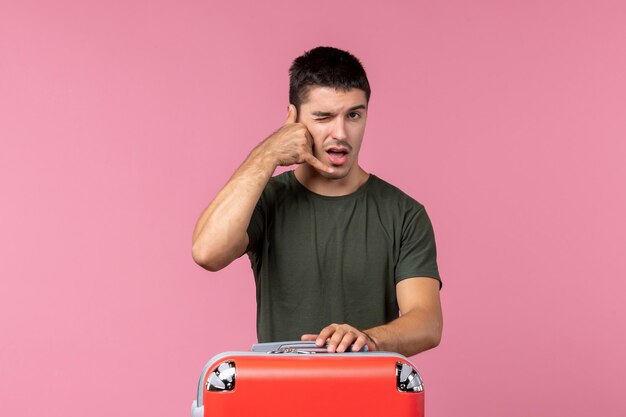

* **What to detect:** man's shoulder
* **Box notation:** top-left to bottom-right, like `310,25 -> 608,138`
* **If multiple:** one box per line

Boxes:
269,170 -> 293,183
258,170 -> 298,204
369,174 -> 425,211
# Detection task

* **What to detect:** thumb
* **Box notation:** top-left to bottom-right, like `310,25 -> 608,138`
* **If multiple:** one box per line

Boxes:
285,104 -> 298,124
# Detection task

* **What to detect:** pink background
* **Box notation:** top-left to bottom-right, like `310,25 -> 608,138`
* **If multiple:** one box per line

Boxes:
1,0 -> 625,416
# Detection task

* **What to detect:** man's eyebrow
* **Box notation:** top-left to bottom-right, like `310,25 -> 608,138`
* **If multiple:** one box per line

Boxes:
311,104 -> 367,117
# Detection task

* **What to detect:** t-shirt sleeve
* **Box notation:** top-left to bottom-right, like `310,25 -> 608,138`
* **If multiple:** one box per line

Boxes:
394,204 -> 442,289
246,197 -> 265,256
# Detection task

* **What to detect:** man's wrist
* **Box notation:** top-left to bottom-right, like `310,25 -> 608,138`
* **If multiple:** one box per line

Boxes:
248,142 -> 278,172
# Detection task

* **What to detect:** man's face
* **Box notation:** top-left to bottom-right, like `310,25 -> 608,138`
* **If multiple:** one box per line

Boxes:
298,86 -> 368,180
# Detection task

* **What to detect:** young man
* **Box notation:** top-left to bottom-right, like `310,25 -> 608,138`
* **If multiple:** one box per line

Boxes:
192,46 -> 442,357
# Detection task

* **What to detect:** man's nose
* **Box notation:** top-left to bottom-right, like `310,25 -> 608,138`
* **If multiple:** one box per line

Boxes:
331,118 -> 348,140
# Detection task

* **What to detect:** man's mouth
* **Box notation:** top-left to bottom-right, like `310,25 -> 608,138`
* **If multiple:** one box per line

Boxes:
326,147 -> 349,166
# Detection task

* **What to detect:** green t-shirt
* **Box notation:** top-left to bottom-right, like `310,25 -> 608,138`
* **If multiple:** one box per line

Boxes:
246,170 -> 441,342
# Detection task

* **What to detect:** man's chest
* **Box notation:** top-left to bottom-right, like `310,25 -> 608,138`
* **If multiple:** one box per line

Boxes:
263,200 -> 401,281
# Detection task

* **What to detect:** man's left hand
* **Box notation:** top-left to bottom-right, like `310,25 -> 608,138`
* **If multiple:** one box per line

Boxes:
301,323 -> 378,353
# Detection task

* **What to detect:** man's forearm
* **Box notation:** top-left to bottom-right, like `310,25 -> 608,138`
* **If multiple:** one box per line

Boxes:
364,308 -> 443,357
191,143 -> 276,270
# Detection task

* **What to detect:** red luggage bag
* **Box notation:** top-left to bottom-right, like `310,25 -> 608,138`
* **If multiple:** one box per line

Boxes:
191,341 -> 425,417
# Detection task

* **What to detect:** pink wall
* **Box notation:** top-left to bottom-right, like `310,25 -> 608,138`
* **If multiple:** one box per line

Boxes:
1,0 -> 625,416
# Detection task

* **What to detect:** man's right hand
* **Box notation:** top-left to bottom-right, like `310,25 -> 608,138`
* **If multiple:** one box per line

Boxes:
258,104 -> 334,174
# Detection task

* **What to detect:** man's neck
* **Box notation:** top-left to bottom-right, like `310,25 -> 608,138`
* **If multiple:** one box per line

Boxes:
294,164 -> 370,196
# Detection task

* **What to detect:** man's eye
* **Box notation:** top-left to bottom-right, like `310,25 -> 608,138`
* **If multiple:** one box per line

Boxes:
315,117 -> 328,121
349,112 -> 361,119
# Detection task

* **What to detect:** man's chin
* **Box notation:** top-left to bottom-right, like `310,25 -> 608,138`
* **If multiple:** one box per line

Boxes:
319,166 -> 350,180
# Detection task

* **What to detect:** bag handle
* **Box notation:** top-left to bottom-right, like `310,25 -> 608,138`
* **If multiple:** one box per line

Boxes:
251,340 -> 368,354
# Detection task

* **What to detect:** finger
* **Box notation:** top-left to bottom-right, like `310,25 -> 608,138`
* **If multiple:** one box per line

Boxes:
316,325 -> 337,347
336,332 -> 358,353
351,334 -> 368,352
304,153 -> 335,174
362,331 -> 378,351
285,104 -> 297,124
367,340 -> 377,351
327,327 -> 348,352
300,334 -> 318,341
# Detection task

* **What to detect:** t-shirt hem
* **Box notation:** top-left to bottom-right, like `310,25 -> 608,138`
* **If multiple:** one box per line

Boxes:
395,273 -> 442,290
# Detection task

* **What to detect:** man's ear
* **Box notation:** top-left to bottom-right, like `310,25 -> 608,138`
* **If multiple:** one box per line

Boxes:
286,104 -> 297,124
294,104 -> 300,123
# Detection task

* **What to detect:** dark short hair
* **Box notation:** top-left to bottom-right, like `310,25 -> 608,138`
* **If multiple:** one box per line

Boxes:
288,46 -> 371,110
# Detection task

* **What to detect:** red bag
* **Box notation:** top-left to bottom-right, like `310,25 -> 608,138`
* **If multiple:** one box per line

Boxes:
191,341 -> 425,417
